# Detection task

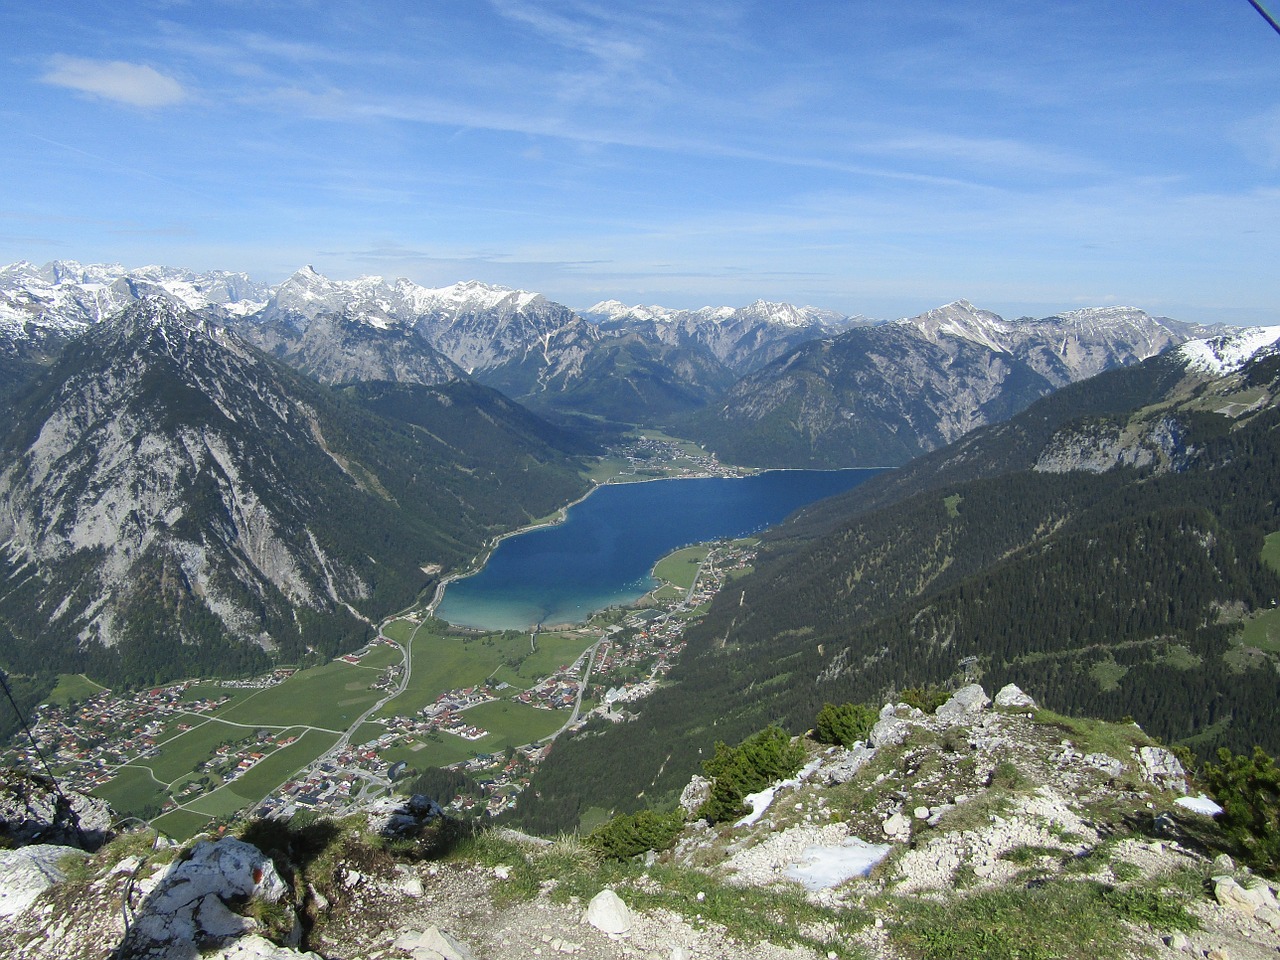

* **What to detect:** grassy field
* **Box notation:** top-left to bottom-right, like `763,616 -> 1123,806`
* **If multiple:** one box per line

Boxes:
230,729 -> 338,798
1238,607 -> 1280,653
215,661 -> 383,729
517,632 -> 594,681
1262,531 -> 1280,575
463,699 -> 566,747
150,808 -> 213,841
180,728 -> 339,819
382,618 -> 419,644
653,546 -> 710,591
375,630 -> 529,717
93,765 -> 166,815
350,643 -> 404,671
380,734 -> 486,769
145,720 -> 256,784
48,674 -> 108,706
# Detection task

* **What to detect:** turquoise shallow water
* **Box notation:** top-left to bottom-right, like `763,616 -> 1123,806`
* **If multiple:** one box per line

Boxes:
435,468 -> 881,630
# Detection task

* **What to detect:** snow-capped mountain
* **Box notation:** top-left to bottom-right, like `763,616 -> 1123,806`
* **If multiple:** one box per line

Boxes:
685,301 -> 1228,469
583,298 -> 869,374
0,260 -> 271,339
895,300 -> 1215,387
1177,325 -> 1280,376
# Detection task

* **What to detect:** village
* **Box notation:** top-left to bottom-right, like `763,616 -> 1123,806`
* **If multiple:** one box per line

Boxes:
0,540 -> 756,832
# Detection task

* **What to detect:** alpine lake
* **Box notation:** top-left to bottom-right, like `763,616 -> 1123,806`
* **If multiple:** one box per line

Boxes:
435,468 -> 882,630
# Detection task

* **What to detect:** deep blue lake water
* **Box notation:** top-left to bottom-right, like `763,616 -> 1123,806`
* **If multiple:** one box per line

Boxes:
434,469 -> 881,630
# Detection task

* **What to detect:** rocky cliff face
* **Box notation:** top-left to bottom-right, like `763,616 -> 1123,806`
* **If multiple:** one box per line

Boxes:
0,298 -> 590,681
1,686 -> 1276,960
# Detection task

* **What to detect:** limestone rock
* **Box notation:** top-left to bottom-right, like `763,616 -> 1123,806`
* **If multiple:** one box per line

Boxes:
820,744 -> 876,785
881,812 -> 911,840
678,775 -> 712,815
1208,875 -> 1259,921
993,684 -> 1037,709
583,888 -> 632,937
1135,746 -> 1187,793
206,933 -> 323,959
0,843 -> 87,918
365,793 -> 444,839
935,684 -> 990,722
121,837 -> 291,955
394,925 -> 477,960
869,716 -> 910,749
0,770 -> 114,851
1082,753 -> 1125,778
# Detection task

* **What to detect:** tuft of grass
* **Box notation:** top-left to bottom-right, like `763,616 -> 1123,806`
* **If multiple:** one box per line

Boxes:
892,875 -> 1195,960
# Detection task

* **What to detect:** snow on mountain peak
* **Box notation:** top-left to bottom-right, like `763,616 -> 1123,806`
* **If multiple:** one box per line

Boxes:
1178,326 -> 1280,376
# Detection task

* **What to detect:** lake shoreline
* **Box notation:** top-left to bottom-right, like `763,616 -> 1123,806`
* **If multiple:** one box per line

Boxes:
431,467 -> 885,631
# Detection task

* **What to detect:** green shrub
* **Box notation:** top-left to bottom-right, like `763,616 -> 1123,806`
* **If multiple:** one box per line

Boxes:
698,726 -> 806,823
1203,745 -> 1280,874
813,702 -> 878,747
588,808 -> 685,860
899,684 -> 951,714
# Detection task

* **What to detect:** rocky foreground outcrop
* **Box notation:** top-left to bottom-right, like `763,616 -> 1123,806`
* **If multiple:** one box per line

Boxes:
2,686 -> 1277,959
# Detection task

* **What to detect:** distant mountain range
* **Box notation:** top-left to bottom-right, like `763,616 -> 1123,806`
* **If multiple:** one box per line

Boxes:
0,261 -> 1226,464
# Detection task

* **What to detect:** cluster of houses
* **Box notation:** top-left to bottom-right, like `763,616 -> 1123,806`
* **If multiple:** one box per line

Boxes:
514,673 -> 579,710
444,742 -> 550,817
2,680 -> 233,793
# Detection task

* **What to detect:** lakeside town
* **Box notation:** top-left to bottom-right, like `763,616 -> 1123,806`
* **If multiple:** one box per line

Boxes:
1,536 -> 757,833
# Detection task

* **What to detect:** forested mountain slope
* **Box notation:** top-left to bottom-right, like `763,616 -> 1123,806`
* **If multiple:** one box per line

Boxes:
0,299 -> 590,696
512,333 -> 1280,834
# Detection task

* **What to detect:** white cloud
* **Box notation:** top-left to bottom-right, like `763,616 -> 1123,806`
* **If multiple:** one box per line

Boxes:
40,55 -> 188,108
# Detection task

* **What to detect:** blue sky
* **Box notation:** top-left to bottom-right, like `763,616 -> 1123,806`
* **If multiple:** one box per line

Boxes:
2,1 -> 1279,323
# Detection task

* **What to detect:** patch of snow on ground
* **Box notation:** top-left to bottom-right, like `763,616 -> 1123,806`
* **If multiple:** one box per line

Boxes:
1176,794 -> 1223,816
734,757 -> 825,827
736,787 -> 777,827
783,839 -> 893,891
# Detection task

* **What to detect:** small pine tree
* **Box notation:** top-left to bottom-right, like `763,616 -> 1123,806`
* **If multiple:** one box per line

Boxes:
814,702 -> 878,747
1203,745 -> 1280,874
698,726 -> 805,823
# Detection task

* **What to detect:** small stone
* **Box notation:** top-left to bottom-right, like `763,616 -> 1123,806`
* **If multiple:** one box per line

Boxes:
695,891 -> 705,901
881,812 -> 910,839
1205,949 -> 1230,960
493,864 -> 510,879
584,888 -> 632,937
1211,854 -> 1236,875
913,806 -> 931,820
1165,932 -> 1189,951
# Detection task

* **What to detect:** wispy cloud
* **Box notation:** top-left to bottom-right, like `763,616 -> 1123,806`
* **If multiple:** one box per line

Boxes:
40,55 -> 189,108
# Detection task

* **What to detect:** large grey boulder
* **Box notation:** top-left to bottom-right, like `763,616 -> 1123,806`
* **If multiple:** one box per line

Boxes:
1135,746 -> 1188,793
821,744 -> 876,785
869,716 -> 911,749
678,775 -> 712,815
393,925 -> 477,960
935,684 -> 990,722
993,684 -> 1037,710
0,843 -> 87,918
0,770 -> 114,850
366,794 -> 444,839
121,837 -> 293,956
